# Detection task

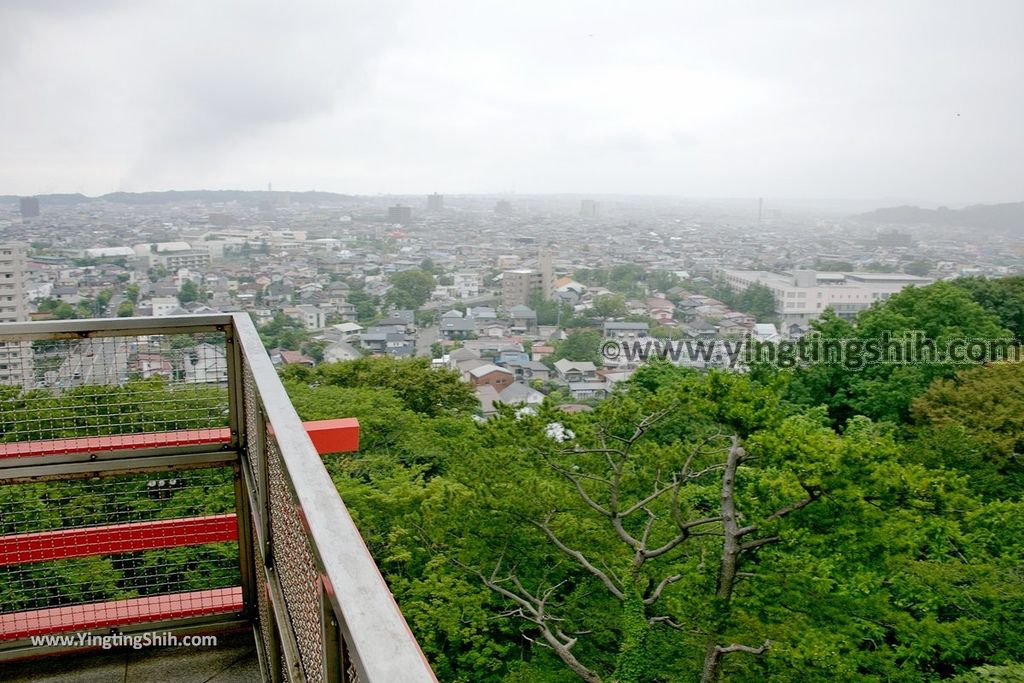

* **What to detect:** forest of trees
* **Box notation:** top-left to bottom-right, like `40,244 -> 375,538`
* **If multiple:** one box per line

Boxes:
278,276 -> 1024,682
2,276 -> 1023,681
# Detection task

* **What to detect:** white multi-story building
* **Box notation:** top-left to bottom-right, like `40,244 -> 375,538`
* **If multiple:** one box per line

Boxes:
720,269 -> 933,328
0,242 -> 33,388
151,297 -> 181,317
284,305 -> 328,331
452,272 -> 482,299
0,243 -> 28,324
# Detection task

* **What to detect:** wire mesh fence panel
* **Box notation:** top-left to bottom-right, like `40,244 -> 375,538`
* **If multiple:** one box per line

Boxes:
267,433 -> 325,683
0,469 -> 234,534
0,467 -> 240,640
242,363 -> 263,504
0,332 -> 230,455
252,522 -> 277,681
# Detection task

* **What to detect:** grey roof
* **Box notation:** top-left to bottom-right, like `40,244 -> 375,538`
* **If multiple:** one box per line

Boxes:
508,305 -> 537,317
378,316 -> 411,327
449,347 -> 481,362
604,321 -> 649,330
504,359 -> 550,372
441,318 -> 476,331
469,363 -> 514,378
497,382 -> 545,405
553,359 -> 597,373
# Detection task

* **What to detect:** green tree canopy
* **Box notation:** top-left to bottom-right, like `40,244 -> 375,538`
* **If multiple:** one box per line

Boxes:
549,330 -> 604,366
387,269 -> 436,310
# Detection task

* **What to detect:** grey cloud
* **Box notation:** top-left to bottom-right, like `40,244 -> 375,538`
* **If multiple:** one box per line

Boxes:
1,0 -> 1021,201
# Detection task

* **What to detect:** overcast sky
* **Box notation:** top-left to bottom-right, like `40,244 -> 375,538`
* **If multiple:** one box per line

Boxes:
1,1 -> 1021,203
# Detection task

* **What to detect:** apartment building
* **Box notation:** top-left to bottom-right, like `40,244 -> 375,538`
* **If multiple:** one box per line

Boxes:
0,242 -> 32,387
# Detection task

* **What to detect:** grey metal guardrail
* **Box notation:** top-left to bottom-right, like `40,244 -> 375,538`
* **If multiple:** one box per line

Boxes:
0,314 -> 437,683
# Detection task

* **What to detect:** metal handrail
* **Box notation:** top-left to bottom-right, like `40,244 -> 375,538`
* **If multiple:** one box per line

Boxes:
233,313 -> 436,682
0,314 -> 437,682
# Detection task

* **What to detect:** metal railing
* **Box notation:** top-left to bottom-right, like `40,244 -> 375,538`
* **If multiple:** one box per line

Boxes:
0,314 -> 436,683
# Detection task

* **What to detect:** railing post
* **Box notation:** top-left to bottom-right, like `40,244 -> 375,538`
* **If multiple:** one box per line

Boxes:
225,322 -> 257,620
320,577 -> 345,683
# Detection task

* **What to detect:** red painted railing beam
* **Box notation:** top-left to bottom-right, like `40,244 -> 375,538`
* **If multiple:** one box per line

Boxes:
0,587 -> 243,641
0,418 -> 360,460
0,514 -> 238,567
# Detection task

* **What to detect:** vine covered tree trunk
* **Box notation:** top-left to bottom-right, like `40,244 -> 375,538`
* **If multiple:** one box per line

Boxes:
612,586 -> 653,683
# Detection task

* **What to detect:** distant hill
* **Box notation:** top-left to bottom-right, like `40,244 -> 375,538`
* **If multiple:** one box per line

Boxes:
0,189 -> 356,206
0,193 -> 91,206
857,201 -> 1024,233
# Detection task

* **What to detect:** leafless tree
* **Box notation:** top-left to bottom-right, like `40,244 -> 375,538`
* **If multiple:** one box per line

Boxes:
467,411 -> 821,683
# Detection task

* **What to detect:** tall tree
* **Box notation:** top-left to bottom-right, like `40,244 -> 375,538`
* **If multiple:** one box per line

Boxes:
387,269 -> 436,310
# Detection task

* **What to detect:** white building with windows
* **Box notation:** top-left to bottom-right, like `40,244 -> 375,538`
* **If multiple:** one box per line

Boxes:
0,243 -> 32,388
719,269 -> 932,329
453,272 -> 482,299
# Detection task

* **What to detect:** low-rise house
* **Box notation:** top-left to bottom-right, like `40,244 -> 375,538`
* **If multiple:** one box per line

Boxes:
131,352 -> 173,380
496,349 -> 530,365
467,363 -> 515,389
532,345 -> 555,362
456,358 -> 491,375
507,305 -> 538,332
717,319 -> 750,337
359,331 -> 388,353
441,316 -> 477,340
496,381 -> 545,407
721,311 -> 755,327
323,340 -> 362,363
503,359 -> 552,381
283,304 -> 329,331
569,381 -> 609,400
553,359 -> 598,383
277,350 -> 315,367
603,321 -> 649,339
476,385 -> 501,416
478,322 -> 508,338
467,306 -> 497,321
753,323 -> 780,342
331,322 -> 364,338
447,347 -> 481,370
183,343 -> 228,384
682,318 -> 718,340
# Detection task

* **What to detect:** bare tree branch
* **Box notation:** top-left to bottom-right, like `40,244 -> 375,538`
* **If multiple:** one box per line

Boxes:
642,516 -> 723,559
534,515 -> 625,600
544,457 -> 613,517
648,615 -> 684,629
464,558 -> 604,683
739,536 -> 779,553
716,639 -> 771,656
736,488 -> 821,537
644,573 -> 682,605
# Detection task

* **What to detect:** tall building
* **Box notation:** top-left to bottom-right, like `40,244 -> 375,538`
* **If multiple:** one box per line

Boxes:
0,243 -> 32,387
502,269 -> 546,309
388,204 -> 412,224
427,193 -> 444,212
501,247 -> 556,310
0,243 -> 28,324
19,197 -> 40,220
494,200 -> 512,215
538,248 -> 555,301
580,199 -> 599,218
